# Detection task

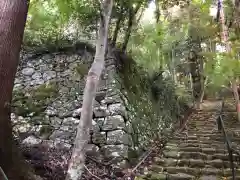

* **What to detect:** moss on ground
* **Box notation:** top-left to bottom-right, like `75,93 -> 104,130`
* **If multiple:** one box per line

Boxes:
12,81 -> 58,118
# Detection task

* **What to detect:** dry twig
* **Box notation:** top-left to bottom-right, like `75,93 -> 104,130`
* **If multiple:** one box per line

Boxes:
86,155 -> 117,166
132,148 -> 153,173
84,164 -> 102,180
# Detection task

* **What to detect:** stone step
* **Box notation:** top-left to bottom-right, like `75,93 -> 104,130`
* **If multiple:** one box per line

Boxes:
163,150 -> 240,161
188,124 -> 216,128
172,135 -> 240,142
189,119 -> 216,122
164,145 -> 202,152
211,153 -> 240,161
171,136 -> 198,141
169,139 -> 225,146
188,126 -> 217,129
188,128 -> 216,131
187,131 -> 219,134
149,166 -> 224,176
173,141 -> 238,150
163,151 -> 208,159
198,175 -> 222,180
167,173 -> 195,180
149,165 -> 240,177
167,143 -> 201,148
199,143 -> 226,149
138,172 -> 195,180
188,121 -> 216,124
223,168 -> 240,176
137,169 -> 240,180
171,138 -> 229,145
224,176 -> 240,180
165,143 -> 238,154
188,123 -> 216,126
169,139 -> 201,144
166,142 -> 227,149
154,157 -> 239,169
164,145 -> 230,155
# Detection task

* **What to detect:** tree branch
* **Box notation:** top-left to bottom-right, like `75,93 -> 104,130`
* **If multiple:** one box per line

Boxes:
84,165 -> 102,180
0,166 -> 8,180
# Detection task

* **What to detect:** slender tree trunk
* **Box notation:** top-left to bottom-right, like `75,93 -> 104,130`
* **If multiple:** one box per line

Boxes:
232,80 -> 240,120
112,5 -> 124,47
199,55 -> 205,102
199,76 -> 208,103
65,1 -> 113,180
189,73 -> 195,105
155,0 -> 160,23
122,3 -> 141,51
0,1 -> 33,180
218,0 -> 240,121
122,8 -> 134,52
136,7 -> 144,24
188,6 -> 202,109
189,49 -> 202,109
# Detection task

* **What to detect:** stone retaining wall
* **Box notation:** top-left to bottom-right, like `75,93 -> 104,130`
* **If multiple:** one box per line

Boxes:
13,44 -> 132,164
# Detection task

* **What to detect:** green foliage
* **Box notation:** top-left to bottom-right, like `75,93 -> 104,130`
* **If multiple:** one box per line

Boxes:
12,82 -> 58,118
117,53 -> 190,148
74,63 -> 89,79
24,0 -> 99,46
124,13 -> 197,148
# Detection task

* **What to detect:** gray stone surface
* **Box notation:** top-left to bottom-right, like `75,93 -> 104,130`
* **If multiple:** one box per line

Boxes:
199,176 -> 217,180
49,130 -> 73,140
22,67 -> 35,76
108,103 -> 126,116
93,106 -> 108,117
168,173 -> 194,180
102,115 -> 125,131
22,136 -> 42,145
92,132 -> 106,145
12,48 -> 132,165
102,144 -> 128,158
107,130 -> 128,145
43,71 -> 56,81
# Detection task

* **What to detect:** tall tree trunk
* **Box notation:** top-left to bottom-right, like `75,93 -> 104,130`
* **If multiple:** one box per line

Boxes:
199,55 -> 205,103
232,80 -> 240,120
0,1 -> 33,180
199,76 -> 208,103
155,0 -> 160,23
65,1 -> 113,180
122,8 -> 134,52
218,0 -> 240,121
136,7 -> 144,25
188,41 -> 202,109
122,3 -> 141,52
188,5 -> 202,109
112,5 -> 124,47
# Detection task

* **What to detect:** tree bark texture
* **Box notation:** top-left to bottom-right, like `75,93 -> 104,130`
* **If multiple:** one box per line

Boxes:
232,81 -> 240,121
0,1 -> 31,180
199,77 -> 208,103
122,2 -> 142,52
155,0 -> 160,23
188,46 -> 202,109
136,7 -> 144,24
112,5 -> 124,47
188,8 -> 203,109
65,1 -> 113,180
218,0 -> 240,121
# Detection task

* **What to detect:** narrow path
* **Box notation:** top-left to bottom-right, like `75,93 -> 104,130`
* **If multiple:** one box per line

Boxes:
136,105 -> 240,180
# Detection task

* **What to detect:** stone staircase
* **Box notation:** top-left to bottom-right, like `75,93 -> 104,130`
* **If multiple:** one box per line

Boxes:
136,111 -> 240,180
